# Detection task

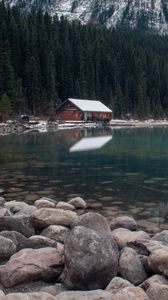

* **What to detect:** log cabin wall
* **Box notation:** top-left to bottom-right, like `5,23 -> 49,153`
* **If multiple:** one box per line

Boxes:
89,112 -> 112,121
55,101 -> 83,121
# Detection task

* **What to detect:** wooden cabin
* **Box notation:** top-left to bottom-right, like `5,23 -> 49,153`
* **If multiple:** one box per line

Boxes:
55,98 -> 112,122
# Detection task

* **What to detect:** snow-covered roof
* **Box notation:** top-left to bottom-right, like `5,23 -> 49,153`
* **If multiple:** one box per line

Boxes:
68,98 -> 112,113
69,136 -> 112,152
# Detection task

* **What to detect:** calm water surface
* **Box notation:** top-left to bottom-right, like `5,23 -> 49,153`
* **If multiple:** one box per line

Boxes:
0,126 -> 168,232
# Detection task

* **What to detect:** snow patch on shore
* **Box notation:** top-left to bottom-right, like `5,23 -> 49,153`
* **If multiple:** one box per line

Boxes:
1,119 -> 168,136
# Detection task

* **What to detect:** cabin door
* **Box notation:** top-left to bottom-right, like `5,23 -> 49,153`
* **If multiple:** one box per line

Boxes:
84,112 -> 92,121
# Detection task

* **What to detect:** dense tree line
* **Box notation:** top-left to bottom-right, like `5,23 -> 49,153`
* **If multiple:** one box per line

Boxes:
1,2 -> 168,118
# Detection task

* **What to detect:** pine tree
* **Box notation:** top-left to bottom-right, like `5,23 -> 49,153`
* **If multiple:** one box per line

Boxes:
0,5 -> 168,118
0,93 -> 12,121
25,56 -> 41,114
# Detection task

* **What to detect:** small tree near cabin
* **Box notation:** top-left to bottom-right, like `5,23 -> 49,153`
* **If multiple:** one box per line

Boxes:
0,94 -> 12,121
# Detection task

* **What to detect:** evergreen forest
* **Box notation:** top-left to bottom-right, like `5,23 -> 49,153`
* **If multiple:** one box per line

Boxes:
1,2 -> 168,118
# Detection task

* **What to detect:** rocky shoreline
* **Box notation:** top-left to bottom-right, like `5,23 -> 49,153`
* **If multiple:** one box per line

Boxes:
0,120 -> 50,136
1,119 -> 168,136
0,195 -> 167,299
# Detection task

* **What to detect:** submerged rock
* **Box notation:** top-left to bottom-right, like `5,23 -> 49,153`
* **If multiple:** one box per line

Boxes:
64,226 -> 119,290
24,193 -> 39,204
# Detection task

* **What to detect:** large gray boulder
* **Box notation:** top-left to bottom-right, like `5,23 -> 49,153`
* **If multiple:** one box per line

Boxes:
41,225 -> 69,243
111,228 -> 150,249
119,247 -> 147,285
0,236 -> 16,260
32,208 -> 78,229
0,216 -> 35,237
110,216 -> 137,231
56,290 -> 112,300
78,212 -> 111,233
64,226 -> 119,290
0,247 -> 64,287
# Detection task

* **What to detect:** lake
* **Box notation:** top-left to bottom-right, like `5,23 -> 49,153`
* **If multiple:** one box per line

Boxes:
0,126 -> 168,233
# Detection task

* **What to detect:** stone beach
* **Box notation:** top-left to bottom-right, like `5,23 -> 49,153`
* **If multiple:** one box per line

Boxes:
1,119 -> 168,136
0,195 -> 167,299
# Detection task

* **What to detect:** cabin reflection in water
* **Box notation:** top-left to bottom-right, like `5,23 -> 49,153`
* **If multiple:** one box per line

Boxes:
69,135 -> 112,152
57,128 -> 113,151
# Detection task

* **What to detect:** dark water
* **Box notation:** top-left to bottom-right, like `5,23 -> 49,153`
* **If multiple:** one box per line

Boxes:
0,126 -> 168,232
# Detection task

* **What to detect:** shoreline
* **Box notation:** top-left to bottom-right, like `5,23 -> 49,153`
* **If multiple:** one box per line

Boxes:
0,195 -> 167,299
0,118 -> 168,136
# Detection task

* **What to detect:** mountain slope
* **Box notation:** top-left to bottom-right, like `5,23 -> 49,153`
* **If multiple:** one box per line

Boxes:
5,0 -> 168,34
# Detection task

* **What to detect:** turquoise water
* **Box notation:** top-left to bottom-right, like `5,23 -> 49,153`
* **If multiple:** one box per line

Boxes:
0,126 -> 168,232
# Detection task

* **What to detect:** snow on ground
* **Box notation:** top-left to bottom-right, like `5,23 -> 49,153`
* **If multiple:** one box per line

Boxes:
1,119 -> 168,136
